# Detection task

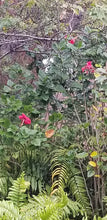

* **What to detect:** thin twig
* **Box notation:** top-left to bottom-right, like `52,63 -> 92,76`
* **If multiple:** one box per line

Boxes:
84,93 -> 90,134
73,103 -> 82,124
15,49 -> 50,55
0,39 -> 33,45
0,32 -> 59,41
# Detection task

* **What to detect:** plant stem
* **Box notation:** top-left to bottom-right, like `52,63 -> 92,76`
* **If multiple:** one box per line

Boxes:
84,93 -> 90,135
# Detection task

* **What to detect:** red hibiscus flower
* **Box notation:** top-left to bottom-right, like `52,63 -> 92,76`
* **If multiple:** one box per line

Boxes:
19,113 -> 31,126
69,38 -> 75,44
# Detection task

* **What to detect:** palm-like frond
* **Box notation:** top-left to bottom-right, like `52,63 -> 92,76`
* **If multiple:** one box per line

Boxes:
20,148 -> 51,194
68,166 -> 91,213
51,148 -> 91,215
51,148 -> 69,192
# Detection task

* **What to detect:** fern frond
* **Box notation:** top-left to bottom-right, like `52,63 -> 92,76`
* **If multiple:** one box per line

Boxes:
0,177 -> 8,199
68,167 -> 91,213
7,172 -> 30,208
102,216 -> 107,220
51,149 -> 69,191
0,201 -> 20,220
21,192 -> 62,220
52,165 -> 68,190
51,148 -> 92,215
21,188 -> 84,220
93,216 -> 102,220
0,156 -> 11,199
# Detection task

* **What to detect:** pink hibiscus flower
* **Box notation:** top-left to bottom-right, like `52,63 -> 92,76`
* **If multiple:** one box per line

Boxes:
81,61 -> 94,74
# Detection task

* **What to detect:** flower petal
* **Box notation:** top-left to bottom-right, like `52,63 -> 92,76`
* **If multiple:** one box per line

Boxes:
69,38 -> 75,44
19,113 -> 31,125
24,118 -> 31,124
19,115 -> 24,120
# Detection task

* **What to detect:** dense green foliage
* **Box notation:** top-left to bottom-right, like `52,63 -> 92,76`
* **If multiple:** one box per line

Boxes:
0,0 -> 107,219
0,173 -> 86,220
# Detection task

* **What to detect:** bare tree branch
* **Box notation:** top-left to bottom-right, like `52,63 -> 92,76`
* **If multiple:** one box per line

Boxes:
0,32 -> 59,41
0,43 -> 25,60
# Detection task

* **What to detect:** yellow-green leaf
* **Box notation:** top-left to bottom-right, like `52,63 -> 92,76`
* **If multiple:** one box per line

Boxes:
90,151 -> 98,157
94,72 -> 101,78
95,64 -> 102,68
27,0 -> 36,8
92,105 -> 98,111
104,107 -> 107,113
95,175 -> 101,178
89,161 -> 97,167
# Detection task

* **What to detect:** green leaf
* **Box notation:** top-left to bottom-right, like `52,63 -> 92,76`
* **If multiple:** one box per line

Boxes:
20,127 -> 37,136
7,80 -> 14,87
55,85 -> 67,94
67,43 -> 77,51
104,117 -> 107,125
49,112 -> 63,122
3,86 -> 11,93
76,152 -> 88,159
87,170 -> 95,178
42,94 -> 49,101
38,179 -> 42,192
82,122 -> 90,129
102,165 -> 107,171
102,156 -> 107,161
3,118 -> 10,128
70,82 -> 82,90
103,52 -> 107,58
31,139 -> 42,146
77,41 -> 82,48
